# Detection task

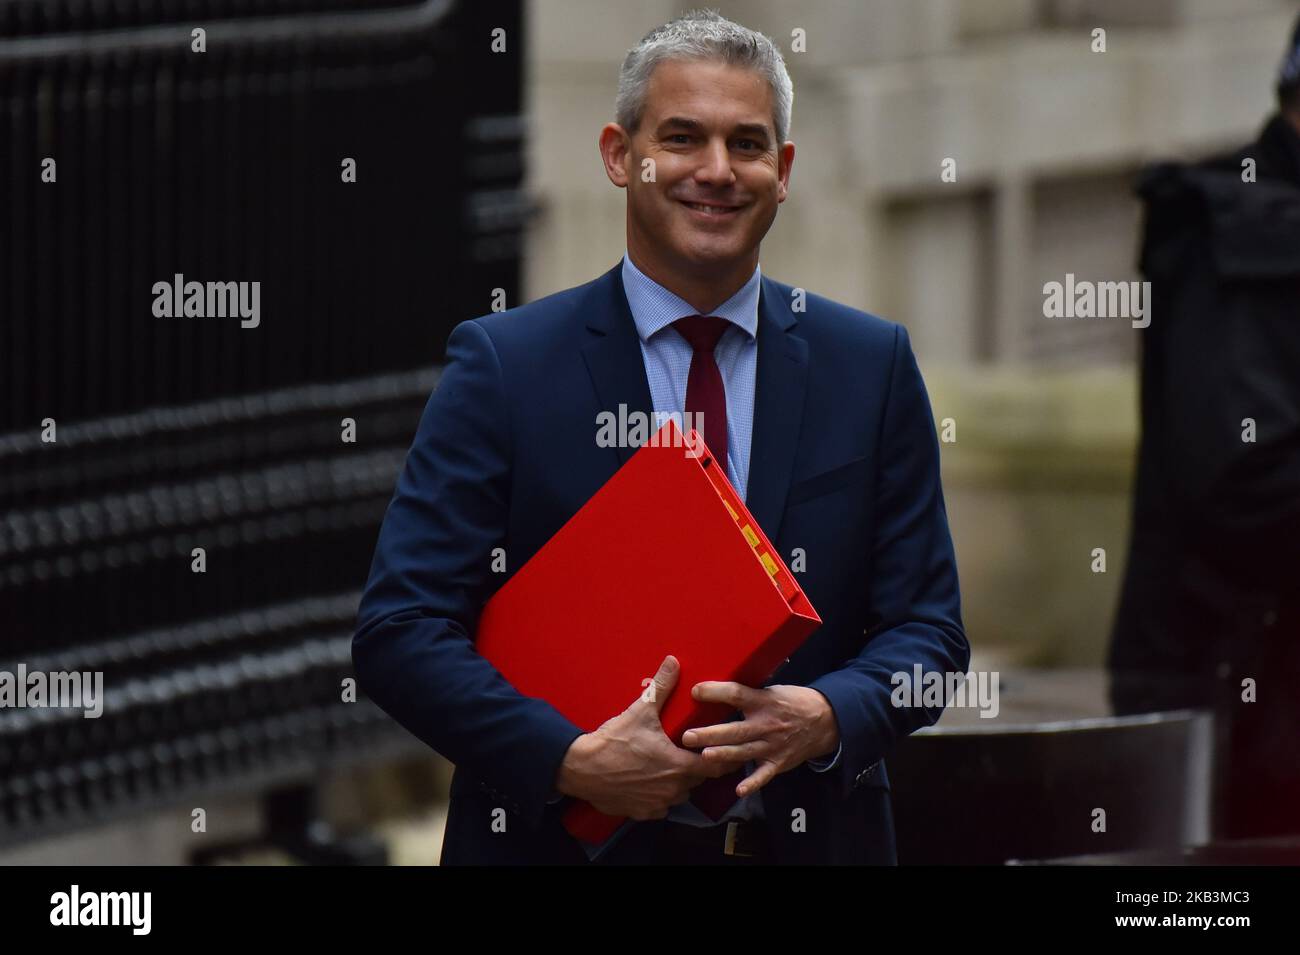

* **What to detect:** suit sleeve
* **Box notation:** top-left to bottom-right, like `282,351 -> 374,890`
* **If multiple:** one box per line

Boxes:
351,319 -> 585,830
807,323 -> 970,800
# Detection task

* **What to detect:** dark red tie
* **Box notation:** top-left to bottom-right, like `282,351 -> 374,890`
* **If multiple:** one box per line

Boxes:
672,315 -> 743,820
672,315 -> 729,474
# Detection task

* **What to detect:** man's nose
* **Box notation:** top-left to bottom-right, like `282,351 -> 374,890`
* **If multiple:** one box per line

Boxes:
694,137 -> 735,184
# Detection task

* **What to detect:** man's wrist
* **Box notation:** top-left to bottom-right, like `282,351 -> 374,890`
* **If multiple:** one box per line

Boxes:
806,687 -> 842,772
554,732 -> 593,800
806,740 -> 841,772
810,688 -> 840,759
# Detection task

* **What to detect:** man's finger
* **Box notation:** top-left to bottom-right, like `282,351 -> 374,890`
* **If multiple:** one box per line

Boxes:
681,719 -> 763,749
691,680 -> 759,709
697,756 -> 748,779
700,741 -> 767,765
737,761 -> 779,798
638,655 -> 680,714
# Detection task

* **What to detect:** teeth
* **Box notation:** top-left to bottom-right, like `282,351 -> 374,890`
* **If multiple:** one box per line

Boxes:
685,202 -> 733,213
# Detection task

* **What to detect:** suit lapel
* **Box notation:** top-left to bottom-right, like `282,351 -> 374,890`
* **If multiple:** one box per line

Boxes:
745,275 -> 810,540
580,263 -> 655,467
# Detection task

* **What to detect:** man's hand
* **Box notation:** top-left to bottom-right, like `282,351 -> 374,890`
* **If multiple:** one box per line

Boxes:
681,682 -> 840,798
554,655 -> 745,820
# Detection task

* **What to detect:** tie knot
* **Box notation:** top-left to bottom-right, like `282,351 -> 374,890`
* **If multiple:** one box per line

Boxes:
672,315 -> 730,354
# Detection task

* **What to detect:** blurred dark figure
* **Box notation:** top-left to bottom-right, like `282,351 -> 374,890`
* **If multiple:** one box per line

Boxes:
1109,16 -> 1300,841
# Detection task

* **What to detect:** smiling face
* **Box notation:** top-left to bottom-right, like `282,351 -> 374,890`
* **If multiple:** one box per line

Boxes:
601,57 -> 794,298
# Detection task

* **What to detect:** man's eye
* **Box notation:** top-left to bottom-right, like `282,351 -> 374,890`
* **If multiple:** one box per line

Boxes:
669,134 -> 692,144
737,139 -> 762,150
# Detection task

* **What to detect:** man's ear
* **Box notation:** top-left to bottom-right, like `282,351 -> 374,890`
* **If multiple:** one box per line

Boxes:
777,140 -> 795,203
599,123 -> 632,188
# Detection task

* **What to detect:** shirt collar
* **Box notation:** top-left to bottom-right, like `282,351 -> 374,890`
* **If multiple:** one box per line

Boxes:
621,251 -> 761,344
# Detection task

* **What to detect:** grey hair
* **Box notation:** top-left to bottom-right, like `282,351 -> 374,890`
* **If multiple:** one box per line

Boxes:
615,8 -> 794,146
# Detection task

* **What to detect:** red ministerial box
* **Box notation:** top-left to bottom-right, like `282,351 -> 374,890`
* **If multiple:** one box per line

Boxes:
474,418 -> 822,845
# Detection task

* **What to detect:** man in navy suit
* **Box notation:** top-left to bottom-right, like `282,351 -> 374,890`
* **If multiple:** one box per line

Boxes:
352,9 -> 968,865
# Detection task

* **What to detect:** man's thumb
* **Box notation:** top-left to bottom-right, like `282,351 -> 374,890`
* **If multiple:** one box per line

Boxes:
638,655 -> 679,714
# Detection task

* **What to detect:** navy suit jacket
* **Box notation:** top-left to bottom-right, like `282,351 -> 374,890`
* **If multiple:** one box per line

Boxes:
352,261 -> 969,864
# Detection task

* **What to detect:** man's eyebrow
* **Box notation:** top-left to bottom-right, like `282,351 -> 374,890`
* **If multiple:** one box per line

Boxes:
656,116 -> 772,141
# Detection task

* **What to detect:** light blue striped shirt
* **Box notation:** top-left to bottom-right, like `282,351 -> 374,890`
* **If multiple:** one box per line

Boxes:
621,251 -> 760,502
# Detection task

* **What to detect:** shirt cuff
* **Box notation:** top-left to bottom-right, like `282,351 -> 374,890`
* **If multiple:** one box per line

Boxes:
806,740 -> 842,772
